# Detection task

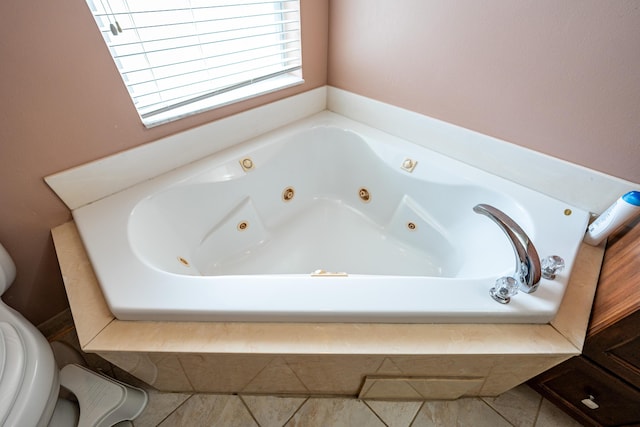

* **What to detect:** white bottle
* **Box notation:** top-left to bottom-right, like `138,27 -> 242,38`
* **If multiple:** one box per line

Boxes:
584,191 -> 640,246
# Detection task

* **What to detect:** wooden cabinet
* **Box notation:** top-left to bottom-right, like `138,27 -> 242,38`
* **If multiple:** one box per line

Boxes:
529,221 -> 640,427
584,310 -> 640,389
531,355 -> 640,426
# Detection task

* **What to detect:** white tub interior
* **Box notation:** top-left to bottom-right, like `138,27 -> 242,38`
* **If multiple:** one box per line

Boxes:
72,112 -> 591,323
128,126 -> 511,279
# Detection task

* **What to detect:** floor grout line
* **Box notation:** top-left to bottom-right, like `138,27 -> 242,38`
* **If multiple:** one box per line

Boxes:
238,395 -> 262,427
474,398 -> 517,427
408,401 -> 425,427
237,394 -> 311,427
152,394 -> 195,427
282,396 -> 310,427
362,400 -> 391,427
531,394 -> 545,427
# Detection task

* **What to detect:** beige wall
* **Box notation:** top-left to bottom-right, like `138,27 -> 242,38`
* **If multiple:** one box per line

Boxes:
328,0 -> 640,184
0,0 -> 328,324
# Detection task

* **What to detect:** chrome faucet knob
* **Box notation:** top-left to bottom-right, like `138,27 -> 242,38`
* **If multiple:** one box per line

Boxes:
541,255 -> 565,280
490,276 -> 518,304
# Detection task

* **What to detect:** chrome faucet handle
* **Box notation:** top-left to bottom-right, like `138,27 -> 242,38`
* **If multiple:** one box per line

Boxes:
541,255 -> 565,280
490,276 -> 518,304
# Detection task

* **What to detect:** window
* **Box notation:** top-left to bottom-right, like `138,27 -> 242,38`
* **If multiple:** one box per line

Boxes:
86,0 -> 303,127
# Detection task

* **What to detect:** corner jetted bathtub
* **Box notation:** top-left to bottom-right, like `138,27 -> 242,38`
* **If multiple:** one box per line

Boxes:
73,112 -> 590,323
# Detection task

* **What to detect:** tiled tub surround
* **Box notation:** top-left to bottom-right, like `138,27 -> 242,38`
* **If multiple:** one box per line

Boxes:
48,87 -> 633,397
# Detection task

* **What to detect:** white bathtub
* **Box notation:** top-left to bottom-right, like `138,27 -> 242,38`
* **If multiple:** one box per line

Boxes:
73,112 -> 590,323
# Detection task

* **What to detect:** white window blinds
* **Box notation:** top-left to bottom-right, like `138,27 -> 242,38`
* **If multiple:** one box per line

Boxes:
86,0 -> 303,126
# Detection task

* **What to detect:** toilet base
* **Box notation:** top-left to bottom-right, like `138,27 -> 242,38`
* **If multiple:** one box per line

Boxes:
48,398 -> 79,427
60,364 -> 148,427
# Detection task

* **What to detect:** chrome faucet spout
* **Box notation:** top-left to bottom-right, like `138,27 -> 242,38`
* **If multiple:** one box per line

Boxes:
473,204 -> 541,293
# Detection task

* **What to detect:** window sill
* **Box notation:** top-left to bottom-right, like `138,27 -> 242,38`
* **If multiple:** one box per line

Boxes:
142,75 -> 305,128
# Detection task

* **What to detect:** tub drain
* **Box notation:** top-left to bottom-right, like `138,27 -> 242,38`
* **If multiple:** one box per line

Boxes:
237,221 -> 249,231
177,256 -> 190,267
407,222 -> 417,231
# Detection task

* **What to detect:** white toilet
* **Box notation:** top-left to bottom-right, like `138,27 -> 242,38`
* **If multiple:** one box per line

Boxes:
0,242 -> 148,426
